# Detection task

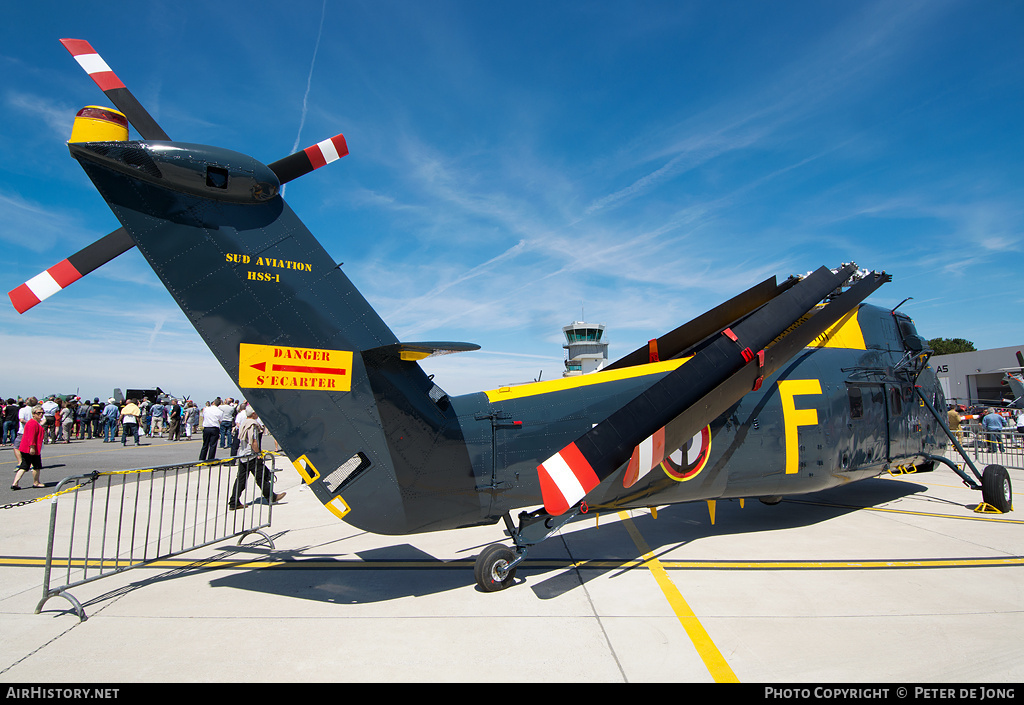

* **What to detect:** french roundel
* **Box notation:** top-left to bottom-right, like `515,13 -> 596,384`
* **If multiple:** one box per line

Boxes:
661,426 -> 712,482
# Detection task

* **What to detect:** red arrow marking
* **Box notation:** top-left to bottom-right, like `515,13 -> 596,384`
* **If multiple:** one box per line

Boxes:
273,364 -> 347,376
248,361 -> 346,376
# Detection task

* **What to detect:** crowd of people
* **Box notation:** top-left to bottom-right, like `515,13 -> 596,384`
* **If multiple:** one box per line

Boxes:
3,394 -> 273,496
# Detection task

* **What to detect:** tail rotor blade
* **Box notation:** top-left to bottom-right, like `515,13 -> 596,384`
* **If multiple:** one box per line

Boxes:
9,228 -> 135,313
269,134 -> 349,184
10,131 -> 349,313
19,42 -> 348,314
60,38 -> 170,141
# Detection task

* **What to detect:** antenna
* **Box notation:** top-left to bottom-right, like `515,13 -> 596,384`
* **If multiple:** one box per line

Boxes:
891,297 -> 913,313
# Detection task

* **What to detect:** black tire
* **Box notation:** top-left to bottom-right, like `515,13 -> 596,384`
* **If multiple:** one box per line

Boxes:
982,464 -> 1013,513
759,496 -> 783,506
474,544 -> 517,592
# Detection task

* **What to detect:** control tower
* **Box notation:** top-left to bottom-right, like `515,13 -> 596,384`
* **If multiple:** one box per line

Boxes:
562,321 -> 609,376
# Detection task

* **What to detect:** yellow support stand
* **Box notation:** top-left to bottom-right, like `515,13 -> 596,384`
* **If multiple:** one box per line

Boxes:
707,500 -> 716,525
973,502 -> 1006,514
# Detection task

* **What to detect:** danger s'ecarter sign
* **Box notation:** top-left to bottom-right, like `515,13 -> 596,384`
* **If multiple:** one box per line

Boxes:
238,343 -> 353,391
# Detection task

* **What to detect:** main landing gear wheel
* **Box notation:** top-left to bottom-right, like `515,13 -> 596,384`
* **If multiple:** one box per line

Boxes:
475,544 -> 517,592
982,464 -> 1013,513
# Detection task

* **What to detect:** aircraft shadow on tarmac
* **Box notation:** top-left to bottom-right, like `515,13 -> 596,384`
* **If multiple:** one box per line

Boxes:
199,476 -> 929,605
207,543 -> 475,604
529,475 -> 932,600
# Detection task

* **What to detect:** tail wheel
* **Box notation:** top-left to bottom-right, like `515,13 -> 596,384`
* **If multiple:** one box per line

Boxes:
982,464 -> 1013,513
474,544 -> 517,592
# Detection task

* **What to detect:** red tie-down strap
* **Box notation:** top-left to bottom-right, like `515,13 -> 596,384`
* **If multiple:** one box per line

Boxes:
722,328 -> 765,390
722,327 -> 755,363
752,349 -> 766,391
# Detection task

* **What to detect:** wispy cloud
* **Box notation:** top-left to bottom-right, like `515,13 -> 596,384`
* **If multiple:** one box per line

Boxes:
5,90 -> 76,139
283,0 -> 329,197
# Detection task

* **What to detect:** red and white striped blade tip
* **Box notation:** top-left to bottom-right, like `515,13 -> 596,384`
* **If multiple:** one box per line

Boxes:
60,39 -> 126,92
304,134 -> 349,169
8,260 -> 83,313
537,443 -> 600,516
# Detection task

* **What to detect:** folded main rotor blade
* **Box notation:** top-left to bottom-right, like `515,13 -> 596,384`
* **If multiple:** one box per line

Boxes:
9,227 -> 135,313
537,264 -> 860,516
604,274 -> 787,371
622,270 -> 891,489
61,39 -> 170,141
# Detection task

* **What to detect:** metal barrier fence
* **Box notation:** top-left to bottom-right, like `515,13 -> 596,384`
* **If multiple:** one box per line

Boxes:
953,425 -> 1024,471
36,452 -> 279,621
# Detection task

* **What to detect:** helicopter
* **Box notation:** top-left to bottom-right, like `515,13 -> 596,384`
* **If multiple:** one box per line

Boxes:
1001,352 -> 1024,409
9,39 -> 1012,592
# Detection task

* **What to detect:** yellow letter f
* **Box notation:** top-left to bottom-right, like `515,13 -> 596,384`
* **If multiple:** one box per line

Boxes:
778,379 -> 822,474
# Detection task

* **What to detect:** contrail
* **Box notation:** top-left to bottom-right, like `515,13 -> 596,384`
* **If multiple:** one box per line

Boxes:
283,0 -> 328,196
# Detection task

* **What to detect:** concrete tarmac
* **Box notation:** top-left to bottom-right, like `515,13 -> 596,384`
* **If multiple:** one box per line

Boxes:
1,435 -> 1022,683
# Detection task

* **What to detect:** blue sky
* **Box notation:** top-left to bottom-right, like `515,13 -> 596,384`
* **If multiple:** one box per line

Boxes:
1,0 -> 1021,403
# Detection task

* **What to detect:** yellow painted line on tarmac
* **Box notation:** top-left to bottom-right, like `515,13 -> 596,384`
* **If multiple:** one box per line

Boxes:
3,555 -> 1024,572
617,511 -> 740,684
655,556 -> 1024,570
0,557 -> 478,570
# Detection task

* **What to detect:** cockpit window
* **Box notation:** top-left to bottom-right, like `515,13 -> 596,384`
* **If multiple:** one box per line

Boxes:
895,314 -> 927,352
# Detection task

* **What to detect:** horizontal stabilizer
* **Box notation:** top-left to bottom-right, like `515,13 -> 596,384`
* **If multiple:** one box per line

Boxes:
365,341 -> 481,362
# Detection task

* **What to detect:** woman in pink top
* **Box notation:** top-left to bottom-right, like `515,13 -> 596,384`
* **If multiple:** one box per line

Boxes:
12,405 -> 45,490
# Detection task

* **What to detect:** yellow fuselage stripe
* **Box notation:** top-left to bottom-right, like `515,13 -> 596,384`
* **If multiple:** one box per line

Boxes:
483,306 -> 869,404
483,357 -> 688,402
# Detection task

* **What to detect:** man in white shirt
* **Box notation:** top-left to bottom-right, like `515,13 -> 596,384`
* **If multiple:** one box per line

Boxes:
199,400 -> 224,461
42,397 -> 59,444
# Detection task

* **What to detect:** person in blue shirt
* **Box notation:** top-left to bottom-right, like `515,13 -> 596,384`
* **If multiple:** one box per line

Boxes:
150,401 -> 165,437
102,398 -> 120,443
981,409 -> 1006,453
